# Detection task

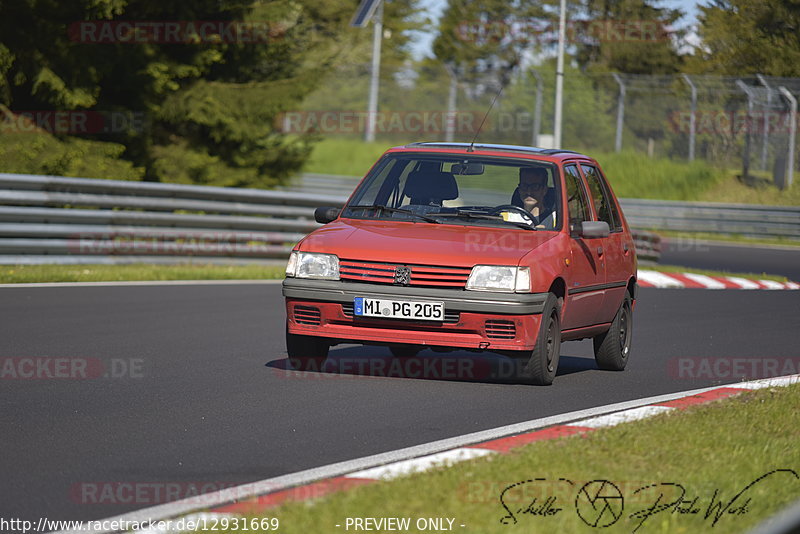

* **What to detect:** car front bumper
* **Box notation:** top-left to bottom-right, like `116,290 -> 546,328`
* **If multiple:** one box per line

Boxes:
283,278 -> 547,351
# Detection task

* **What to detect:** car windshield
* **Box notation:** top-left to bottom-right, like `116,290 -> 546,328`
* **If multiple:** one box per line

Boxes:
342,154 -> 563,231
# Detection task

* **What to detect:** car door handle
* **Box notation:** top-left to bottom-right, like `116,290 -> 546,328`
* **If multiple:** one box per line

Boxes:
596,247 -> 604,256
623,243 -> 629,252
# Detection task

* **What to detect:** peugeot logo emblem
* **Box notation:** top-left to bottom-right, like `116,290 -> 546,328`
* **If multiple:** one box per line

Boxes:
394,266 -> 411,286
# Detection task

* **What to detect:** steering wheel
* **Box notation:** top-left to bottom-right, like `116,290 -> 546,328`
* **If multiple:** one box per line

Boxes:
489,204 -> 534,225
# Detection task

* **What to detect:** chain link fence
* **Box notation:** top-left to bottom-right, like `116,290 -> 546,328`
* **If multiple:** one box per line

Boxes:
281,63 -> 799,189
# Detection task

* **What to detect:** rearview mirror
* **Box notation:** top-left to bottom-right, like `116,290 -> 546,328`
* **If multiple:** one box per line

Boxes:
314,207 -> 340,224
579,220 -> 610,238
451,162 -> 485,175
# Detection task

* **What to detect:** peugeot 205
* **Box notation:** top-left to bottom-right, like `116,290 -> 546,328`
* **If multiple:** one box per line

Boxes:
283,142 -> 637,385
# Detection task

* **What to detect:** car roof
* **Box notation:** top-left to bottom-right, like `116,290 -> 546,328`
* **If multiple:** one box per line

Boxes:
390,142 -> 591,162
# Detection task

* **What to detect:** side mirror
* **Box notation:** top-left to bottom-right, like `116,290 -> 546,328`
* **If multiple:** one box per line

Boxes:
314,207 -> 340,224
579,220 -> 610,239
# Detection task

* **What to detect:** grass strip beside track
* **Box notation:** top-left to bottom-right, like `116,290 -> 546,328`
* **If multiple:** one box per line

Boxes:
0,263 -> 287,283
0,263 -> 791,284
239,384 -> 800,534
301,138 -> 799,206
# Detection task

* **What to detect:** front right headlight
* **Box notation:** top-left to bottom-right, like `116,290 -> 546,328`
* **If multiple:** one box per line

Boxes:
285,251 -> 340,280
466,265 -> 530,292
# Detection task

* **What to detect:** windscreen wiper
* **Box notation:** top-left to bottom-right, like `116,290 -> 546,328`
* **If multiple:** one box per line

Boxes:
346,204 -> 441,224
435,209 -> 536,230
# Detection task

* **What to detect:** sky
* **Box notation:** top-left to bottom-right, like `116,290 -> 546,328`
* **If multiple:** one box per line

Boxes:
408,0 -> 703,60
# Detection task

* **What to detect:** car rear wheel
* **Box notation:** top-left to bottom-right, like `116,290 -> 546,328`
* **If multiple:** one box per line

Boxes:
593,294 -> 632,371
286,326 -> 329,371
389,344 -> 422,358
519,293 -> 561,386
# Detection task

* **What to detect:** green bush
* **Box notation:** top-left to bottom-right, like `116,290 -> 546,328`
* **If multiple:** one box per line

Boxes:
0,129 -> 143,180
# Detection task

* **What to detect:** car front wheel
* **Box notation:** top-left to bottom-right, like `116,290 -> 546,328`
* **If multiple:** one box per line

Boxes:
286,325 -> 329,371
519,293 -> 561,386
593,294 -> 632,371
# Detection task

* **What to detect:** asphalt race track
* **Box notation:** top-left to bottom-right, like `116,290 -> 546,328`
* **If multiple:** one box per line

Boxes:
2,283 -> 799,524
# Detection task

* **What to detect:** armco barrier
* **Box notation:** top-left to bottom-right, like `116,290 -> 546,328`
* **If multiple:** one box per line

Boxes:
8,171 -> 775,265
618,199 -> 800,241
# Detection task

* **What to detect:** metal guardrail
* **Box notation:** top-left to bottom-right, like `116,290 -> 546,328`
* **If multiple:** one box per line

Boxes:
0,173 -> 343,264
9,171 -> 795,265
619,199 -> 800,240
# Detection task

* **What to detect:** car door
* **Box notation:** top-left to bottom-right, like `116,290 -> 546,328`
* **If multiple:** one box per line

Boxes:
579,163 -> 630,324
561,163 -> 606,330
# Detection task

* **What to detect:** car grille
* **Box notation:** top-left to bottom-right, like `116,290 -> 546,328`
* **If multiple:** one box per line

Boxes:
485,319 -> 516,339
339,260 -> 471,288
293,305 -> 322,326
341,303 -> 460,323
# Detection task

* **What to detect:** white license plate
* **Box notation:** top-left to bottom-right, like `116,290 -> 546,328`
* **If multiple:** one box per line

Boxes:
354,297 -> 445,321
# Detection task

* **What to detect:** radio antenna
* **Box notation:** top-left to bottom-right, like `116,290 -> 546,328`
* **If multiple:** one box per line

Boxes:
467,83 -> 504,153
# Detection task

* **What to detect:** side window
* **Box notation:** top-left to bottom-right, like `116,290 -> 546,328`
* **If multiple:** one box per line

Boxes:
595,166 -> 623,231
581,164 -> 620,231
564,165 -> 591,234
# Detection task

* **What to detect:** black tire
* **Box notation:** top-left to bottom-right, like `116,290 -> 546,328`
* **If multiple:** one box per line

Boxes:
286,326 -> 329,371
519,293 -> 561,385
389,344 -> 422,358
593,294 -> 633,371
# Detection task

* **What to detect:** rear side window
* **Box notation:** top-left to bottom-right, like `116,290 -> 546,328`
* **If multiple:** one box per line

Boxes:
564,165 -> 591,234
581,164 -> 622,232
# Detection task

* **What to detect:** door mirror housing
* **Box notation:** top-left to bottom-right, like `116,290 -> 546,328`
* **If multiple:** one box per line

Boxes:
579,220 -> 610,239
314,207 -> 340,224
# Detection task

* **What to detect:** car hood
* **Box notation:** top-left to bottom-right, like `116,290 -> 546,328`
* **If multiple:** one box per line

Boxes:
297,218 -> 558,267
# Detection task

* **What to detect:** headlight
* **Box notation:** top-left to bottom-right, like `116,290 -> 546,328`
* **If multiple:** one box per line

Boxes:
466,265 -> 530,293
285,251 -> 340,280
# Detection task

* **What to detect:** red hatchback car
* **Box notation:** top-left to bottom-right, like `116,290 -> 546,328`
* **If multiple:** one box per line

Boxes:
283,143 -> 637,385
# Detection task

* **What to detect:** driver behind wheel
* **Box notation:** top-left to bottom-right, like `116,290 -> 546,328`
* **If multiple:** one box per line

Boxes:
511,167 -> 557,229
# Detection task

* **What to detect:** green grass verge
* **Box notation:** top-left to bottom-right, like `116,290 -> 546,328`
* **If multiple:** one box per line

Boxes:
301,138 -> 800,207
699,170 -> 800,206
303,138 -> 394,177
236,384 -> 800,534
0,262 -> 791,284
0,263 -> 286,283
302,139 -> 729,200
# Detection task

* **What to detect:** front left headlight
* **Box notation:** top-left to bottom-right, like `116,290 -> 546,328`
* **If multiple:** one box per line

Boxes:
285,251 -> 340,280
466,265 -> 530,293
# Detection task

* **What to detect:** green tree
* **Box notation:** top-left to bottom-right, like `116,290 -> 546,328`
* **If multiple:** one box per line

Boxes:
0,0 -> 420,186
575,0 -> 683,75
687,0 -> 800,76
